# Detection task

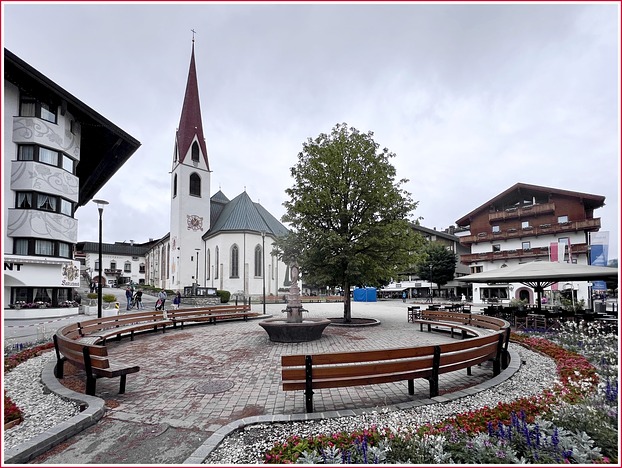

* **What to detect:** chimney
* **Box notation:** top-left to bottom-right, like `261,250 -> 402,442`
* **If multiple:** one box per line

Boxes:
130,239 -> 134,246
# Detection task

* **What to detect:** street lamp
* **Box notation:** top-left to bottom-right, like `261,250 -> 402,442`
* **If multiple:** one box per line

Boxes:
429,264 -> 433,303
261,231 -> 266,314
93,199 -> 109,318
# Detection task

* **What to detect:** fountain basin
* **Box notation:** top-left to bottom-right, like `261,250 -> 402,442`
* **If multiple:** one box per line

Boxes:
259,317 -> 331,342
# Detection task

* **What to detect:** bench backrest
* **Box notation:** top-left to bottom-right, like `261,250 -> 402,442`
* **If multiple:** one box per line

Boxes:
281,331 -> 505,390
420,310 -> 509,331
78,311 -> 167,335
54,333 -> 110,371
167,304 -> 251,318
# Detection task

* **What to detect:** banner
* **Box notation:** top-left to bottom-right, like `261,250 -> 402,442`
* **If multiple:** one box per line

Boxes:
590,231 -> 609,267
590,231 -> 609,291
549,242 -> 559,262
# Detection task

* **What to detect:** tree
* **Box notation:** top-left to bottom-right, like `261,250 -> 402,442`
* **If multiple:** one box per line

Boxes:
278,123 -> 421,322
415,242 -> 457,298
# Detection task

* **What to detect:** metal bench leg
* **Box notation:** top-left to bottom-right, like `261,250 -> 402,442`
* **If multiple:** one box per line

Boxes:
86,375 -> 96,396
119,375 -> 127,394
408,379 -> 414,395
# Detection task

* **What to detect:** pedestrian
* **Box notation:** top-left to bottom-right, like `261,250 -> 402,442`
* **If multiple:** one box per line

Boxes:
125,287 -> 133,310
402,291 -> 407,303
73,290 -> 82,305
172,291 -> 182,309
134,289 -> 143,310
157,289 -> 167,310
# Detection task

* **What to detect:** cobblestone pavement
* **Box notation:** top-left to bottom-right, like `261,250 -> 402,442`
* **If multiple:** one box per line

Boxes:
31,301 -> 500,464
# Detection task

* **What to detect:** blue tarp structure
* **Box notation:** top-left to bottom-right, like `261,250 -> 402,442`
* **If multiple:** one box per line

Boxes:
353,287 -> 377,302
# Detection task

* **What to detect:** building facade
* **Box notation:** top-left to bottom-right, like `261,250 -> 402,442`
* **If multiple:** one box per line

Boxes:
74,241 -> 152,288
143,42 -> 290,298
381,224 -> 472,299
455,182 -> 605,306
3,50 -> 140,319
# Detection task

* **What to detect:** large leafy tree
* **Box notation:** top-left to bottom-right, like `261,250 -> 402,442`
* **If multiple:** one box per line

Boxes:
279,123 -> 421,322
416,242 -> 457,298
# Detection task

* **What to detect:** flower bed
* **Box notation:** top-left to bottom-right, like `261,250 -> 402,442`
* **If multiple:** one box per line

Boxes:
263,323 -> 618,464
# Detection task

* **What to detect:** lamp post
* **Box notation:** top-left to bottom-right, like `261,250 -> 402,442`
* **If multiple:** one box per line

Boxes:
429,264 -> 433,303
261,231 -> 266,314
93,199 -> 109,318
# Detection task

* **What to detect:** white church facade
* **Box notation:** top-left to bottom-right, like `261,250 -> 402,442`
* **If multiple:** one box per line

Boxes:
144,42 -> 290,299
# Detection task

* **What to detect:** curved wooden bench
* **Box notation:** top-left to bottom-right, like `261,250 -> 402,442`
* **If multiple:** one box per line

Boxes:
167,304 -> 257,329
282,313 -> 511,412
52,306 -> 253,396
53,333 -> 139,396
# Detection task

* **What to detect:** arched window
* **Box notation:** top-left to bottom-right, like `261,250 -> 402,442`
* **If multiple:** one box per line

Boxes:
191,142 -> 200,162
189,173 -> 201,197
215,247 -> 219,279
230,245 -> 239,278
206,249 -> 210,280
254,245 -> 262,277
173,174 -> 177,198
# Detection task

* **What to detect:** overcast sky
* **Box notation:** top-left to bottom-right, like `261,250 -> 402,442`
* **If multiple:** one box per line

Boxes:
3,2 -> 620,259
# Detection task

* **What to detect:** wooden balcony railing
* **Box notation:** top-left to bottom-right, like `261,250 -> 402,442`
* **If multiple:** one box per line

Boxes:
488,202 -> 555,222
460,218 -> 600,244
460,243 -> 589,264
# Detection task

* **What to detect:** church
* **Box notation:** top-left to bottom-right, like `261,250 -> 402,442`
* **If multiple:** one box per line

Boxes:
144,41 -> 290,298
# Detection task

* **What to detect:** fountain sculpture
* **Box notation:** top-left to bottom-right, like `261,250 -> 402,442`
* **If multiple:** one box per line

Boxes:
259,263 -> 330,342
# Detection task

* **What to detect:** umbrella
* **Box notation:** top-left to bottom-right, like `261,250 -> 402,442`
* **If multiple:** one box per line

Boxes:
459,261 -> 618,311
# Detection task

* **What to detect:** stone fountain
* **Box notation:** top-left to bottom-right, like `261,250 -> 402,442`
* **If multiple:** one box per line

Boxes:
259,263 -> 331,342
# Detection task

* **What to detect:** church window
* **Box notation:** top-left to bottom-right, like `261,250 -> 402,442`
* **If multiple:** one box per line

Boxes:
191,142 -> 200,162
215,247 -> 219,279
173,174 -> 177,198
254,245 -> 262,277
189,173 -> 201,197
230,245 -> 239,278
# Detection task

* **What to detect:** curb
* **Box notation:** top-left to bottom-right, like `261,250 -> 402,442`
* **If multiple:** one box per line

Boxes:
183,346 -> 521,464
3,360 -> 106,464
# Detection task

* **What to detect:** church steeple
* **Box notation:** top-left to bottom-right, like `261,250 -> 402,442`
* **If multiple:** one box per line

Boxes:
176,41 -> 209,169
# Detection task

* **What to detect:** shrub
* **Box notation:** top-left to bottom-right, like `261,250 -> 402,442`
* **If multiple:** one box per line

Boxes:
86,293 -> 98,300
216,290 -> 230,303
102,294 -> 117,303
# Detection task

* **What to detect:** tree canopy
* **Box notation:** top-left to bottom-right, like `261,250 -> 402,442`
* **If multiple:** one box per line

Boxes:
415,241 -> 457,296
278,123 -> 421,321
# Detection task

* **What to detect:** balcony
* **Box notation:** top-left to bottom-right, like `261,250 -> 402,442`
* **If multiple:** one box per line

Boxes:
460,218 -> 601,244
460,242 -> 589,264
488,202 -> 555,222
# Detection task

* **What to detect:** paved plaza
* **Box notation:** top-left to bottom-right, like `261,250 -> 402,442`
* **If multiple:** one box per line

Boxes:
21,300 -> 513,464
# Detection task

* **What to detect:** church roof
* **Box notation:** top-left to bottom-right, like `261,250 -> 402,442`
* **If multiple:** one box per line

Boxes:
176,42 -> 209,168
204,191 -> 289,239
210,190 -> 230,228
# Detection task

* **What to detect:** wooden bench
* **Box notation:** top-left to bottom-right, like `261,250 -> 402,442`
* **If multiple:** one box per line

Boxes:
167,305 -> 258,329
53,333 -> 139,396
407,305 -> 421,323
282,330 -> 510,412
415,320 -> 479,339
76,310 -> 172,344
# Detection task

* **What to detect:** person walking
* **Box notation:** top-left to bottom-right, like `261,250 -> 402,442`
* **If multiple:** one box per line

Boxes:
157,289 -> 167,310
172,291 -> 182,309
134,289 -> 143,310
125,287 -> 133,311
402,291 -> 407,302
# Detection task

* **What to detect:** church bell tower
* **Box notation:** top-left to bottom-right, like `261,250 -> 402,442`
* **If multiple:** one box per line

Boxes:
169,38 -> 211,291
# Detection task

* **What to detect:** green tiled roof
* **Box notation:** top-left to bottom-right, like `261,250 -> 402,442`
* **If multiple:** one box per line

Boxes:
204,191 -> 288,239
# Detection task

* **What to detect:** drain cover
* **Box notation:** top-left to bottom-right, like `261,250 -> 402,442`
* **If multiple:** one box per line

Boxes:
194,380 -> 234,394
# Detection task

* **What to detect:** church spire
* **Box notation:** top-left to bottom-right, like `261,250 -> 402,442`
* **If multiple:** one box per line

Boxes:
176,37 -> 209,169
